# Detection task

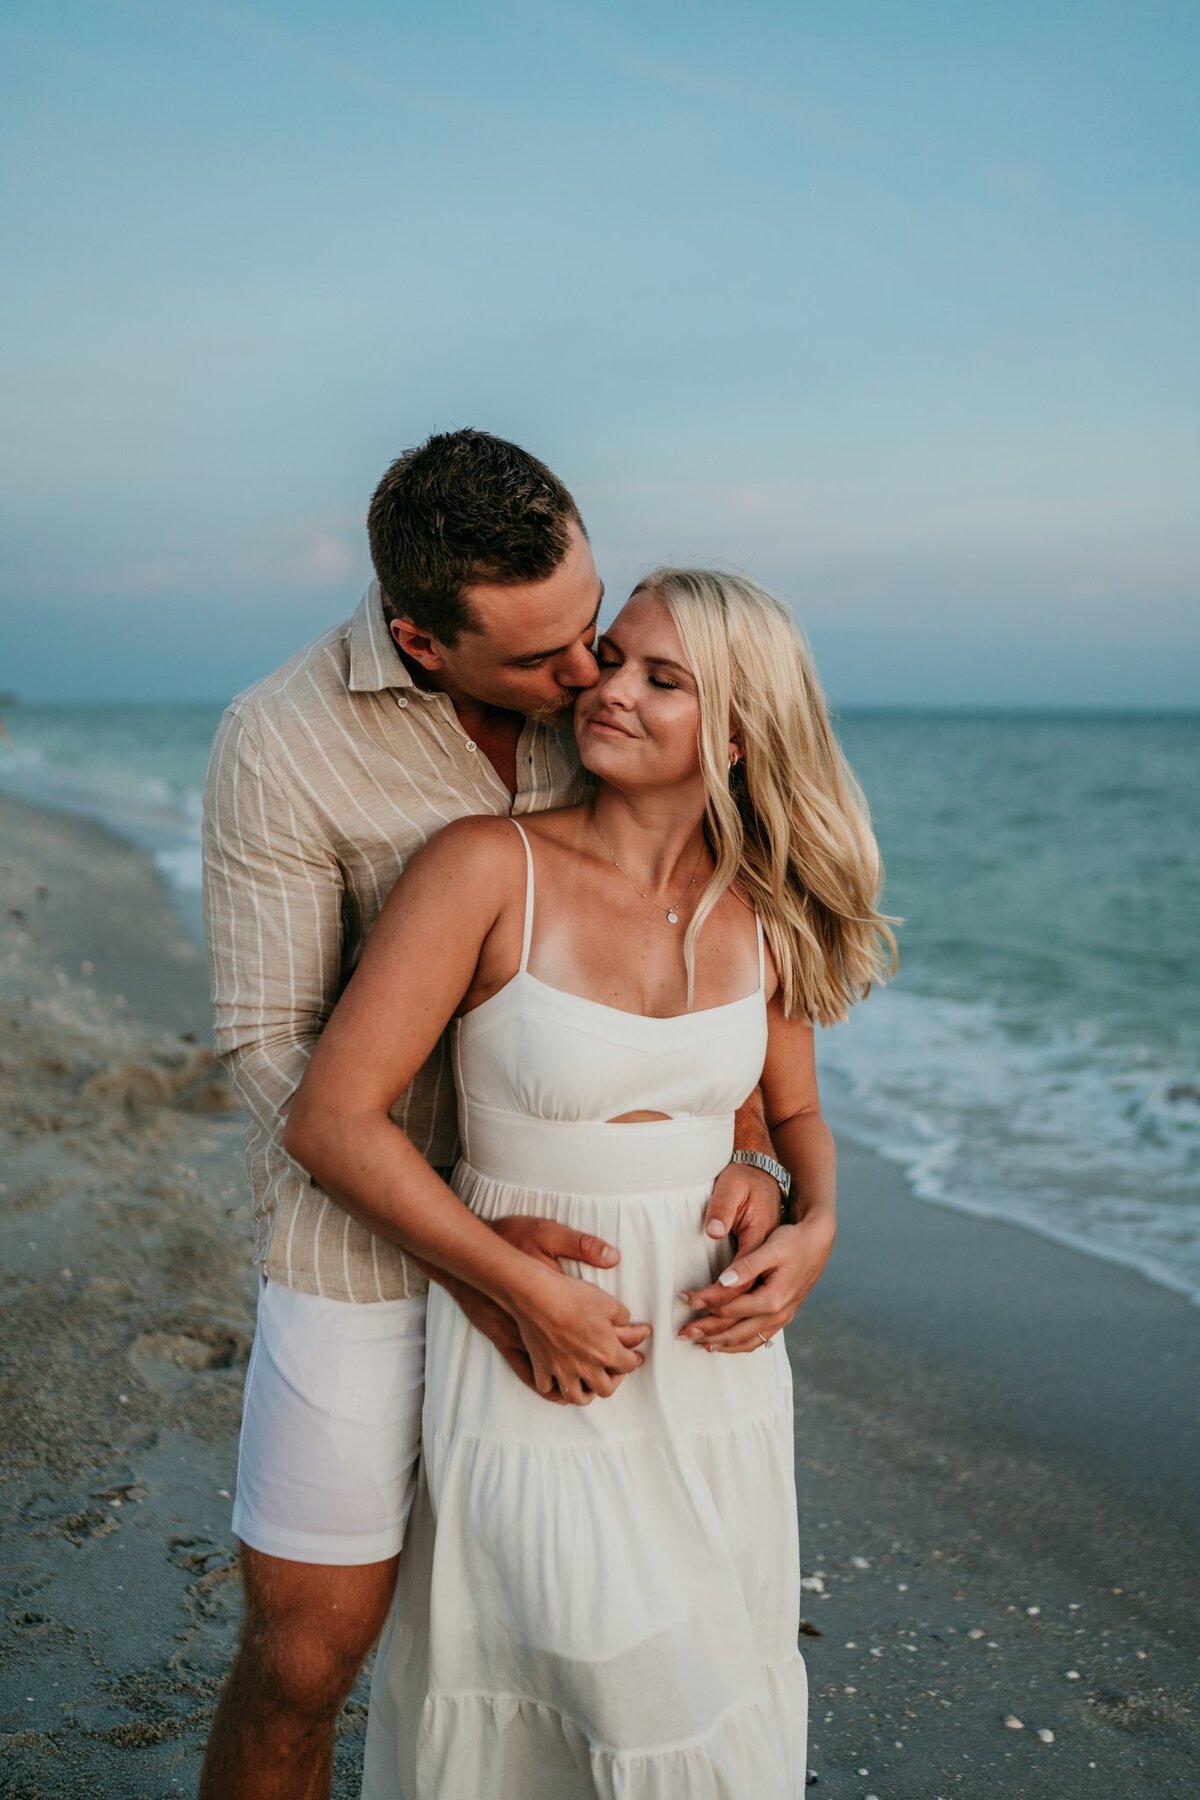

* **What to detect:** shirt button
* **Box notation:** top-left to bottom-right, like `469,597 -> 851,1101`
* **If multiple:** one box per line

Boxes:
396,696 -> 409,709
464,739 -> 477,752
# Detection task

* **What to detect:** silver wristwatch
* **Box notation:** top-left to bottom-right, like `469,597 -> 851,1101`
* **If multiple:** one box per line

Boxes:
730,1149 -> 792,1201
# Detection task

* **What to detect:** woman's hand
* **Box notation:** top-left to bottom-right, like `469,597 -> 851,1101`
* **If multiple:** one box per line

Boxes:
453,1215 -> 637,1404
509,1265 -> 652,1405
686,1014 -> 839,1353
445,1284 -> 566,1402
677,1212 -> 836,1352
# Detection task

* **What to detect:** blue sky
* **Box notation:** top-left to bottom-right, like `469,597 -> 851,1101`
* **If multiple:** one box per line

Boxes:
2,0 -> 1197,705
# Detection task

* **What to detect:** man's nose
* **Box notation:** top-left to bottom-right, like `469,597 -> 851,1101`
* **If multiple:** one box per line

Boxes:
557,642 -> 600,690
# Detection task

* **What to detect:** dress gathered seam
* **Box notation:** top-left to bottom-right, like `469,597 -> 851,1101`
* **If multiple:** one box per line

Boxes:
424,1395 -> 792,1452
422,1664 -> 805,1762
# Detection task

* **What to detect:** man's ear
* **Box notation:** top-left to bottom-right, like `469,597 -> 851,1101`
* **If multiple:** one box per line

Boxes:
390,616 -> 445,672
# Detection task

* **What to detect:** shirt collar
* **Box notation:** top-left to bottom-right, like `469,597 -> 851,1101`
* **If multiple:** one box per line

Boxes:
347,581 -> 415,693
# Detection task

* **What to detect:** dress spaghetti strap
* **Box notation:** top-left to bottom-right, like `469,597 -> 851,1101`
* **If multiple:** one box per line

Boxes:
755,912 -> 766,991
508,819 -> 535,974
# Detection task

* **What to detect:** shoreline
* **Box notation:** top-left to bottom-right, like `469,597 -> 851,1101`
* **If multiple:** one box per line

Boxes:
7,737 -> 1198,1316
819,1082 -> 1200,1315
1,792 -> 1197,1796
11,768 -> 1199,1319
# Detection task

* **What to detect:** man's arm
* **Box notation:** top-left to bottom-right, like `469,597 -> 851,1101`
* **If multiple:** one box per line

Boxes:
203,713 -> 627,1393
701,1087 -> 787,1248
203,706 -> 344,1146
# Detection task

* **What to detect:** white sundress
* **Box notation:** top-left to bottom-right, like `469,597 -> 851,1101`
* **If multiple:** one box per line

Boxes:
362,820 -> 808,1800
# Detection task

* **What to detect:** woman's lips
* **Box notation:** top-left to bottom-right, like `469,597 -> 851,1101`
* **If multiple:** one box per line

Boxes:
586,715 -> 636,738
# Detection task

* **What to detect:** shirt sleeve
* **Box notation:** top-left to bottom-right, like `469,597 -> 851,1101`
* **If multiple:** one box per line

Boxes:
201,705 -> 344,1137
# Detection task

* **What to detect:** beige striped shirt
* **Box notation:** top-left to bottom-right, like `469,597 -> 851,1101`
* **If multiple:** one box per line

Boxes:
202,581 -> 588,1302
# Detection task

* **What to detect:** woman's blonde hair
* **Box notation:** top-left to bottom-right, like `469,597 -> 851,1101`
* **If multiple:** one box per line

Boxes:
639,567 -> 899,1025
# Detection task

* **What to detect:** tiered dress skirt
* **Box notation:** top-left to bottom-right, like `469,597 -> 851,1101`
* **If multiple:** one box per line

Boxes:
362,1110 -> 808,1799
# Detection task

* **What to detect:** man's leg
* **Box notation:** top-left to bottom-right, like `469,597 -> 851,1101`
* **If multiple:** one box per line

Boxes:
199,1275 -> 427,1798
198,1547 -> 397,1800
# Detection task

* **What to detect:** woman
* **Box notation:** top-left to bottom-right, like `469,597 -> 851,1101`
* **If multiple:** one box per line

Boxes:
285,569 -> 896,1798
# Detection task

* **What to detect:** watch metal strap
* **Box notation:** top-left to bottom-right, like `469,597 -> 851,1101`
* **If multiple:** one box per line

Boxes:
730,1148 -> 792,1199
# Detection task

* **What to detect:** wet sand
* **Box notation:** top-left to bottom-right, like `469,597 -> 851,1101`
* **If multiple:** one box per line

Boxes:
0,792 -> 1196,1797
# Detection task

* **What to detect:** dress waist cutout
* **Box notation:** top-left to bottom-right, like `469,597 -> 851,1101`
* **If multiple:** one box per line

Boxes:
456,1102 -> 735,1196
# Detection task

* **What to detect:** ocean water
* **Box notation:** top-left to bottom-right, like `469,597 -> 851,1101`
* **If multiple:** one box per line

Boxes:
2,702 -> 1197,1302
825,711 -> 1200,1304
0,704 -> 220,942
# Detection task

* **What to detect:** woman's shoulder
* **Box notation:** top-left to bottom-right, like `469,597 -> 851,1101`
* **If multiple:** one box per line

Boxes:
390,824 -> 525,921
379,816 -> 528,938
416,813 -> 528,875
433,803 -> 584,857
403,806 -> 589,893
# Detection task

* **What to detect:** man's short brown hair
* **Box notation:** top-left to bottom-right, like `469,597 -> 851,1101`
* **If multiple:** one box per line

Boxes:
367,429 -> 585,644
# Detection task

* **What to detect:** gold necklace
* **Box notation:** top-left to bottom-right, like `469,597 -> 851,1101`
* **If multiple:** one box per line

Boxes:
590,810 -> 706,926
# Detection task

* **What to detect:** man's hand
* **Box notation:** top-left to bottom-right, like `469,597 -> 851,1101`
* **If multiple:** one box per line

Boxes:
488,1213 -> 621,1274
449,1282 -> 569,1400
677,1212 -> 836,1352
444,1215 -> 648,1402
702,1160 -> 782,1256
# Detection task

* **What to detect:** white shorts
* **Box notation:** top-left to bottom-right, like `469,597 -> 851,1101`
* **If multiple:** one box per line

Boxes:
232,1275 -> 427,1565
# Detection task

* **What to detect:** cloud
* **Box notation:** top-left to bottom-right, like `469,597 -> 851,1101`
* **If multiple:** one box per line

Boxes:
109,558 -> 203,599
0,518 -> 365,605
271,529 -> 356,588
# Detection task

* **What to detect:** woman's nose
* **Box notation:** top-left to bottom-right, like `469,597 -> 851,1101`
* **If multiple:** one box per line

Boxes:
597,662 -> 637,706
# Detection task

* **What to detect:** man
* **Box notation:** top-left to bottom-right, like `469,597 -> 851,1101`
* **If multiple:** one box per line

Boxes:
198,430 -> 790,1798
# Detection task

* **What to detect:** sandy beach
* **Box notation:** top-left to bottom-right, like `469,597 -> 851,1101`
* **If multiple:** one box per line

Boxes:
1,791 -> 1197,1799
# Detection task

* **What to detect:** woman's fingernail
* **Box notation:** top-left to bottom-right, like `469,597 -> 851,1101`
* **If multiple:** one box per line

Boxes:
707,1219 -> 727,1237
601,1245 -> 619,1265
717,1267 -> 742,1288
677,1290 -> 692,1303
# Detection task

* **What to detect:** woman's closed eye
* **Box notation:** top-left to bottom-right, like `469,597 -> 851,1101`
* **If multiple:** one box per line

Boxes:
596,650 -> 677,690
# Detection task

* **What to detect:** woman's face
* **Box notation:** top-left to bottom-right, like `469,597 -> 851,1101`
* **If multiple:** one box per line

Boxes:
574,590 -> 706,791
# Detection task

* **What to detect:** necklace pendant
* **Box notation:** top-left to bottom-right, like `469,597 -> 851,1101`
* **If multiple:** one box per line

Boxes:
665,908 -> 679,925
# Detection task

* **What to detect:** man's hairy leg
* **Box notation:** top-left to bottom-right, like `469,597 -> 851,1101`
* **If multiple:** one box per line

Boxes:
198,1545 -> 398,1800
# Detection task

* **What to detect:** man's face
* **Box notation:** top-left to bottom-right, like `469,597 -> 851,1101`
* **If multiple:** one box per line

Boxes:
392,522 -> 603,720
